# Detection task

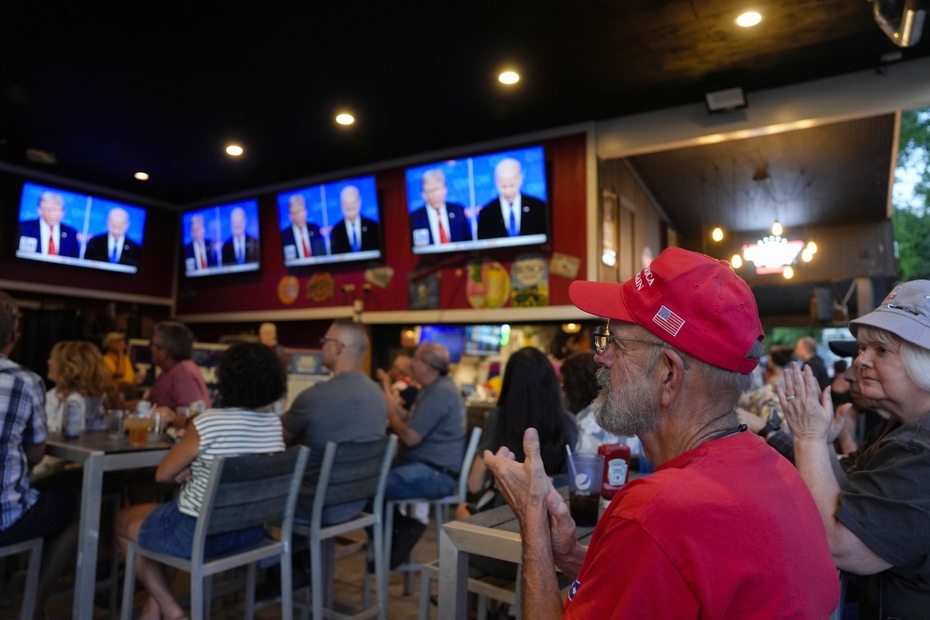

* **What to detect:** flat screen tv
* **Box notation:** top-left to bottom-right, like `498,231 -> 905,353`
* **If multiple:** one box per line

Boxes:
419,325 -> 465,364
15,181 -> 147,274
405,145 -> 548,255
276,175 -> 382,267
464,325 -> 502,356
181,199 -> 261,277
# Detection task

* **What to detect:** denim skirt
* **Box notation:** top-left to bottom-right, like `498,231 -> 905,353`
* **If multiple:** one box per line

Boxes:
138,499 -> 264,559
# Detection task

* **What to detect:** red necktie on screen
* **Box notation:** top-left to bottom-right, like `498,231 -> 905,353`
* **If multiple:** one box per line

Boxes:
199,244 -> 206,269
438,221 -> 450,244
301,229 -> 311,257
48,232 -> 57,256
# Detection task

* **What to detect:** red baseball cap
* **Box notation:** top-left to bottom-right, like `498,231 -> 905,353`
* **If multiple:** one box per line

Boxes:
569,247 -> 763,373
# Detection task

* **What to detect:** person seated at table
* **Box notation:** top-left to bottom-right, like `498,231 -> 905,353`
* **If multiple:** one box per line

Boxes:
115,342 -> 286,620
455,347 -> 578,579
484,249 -> 839,619
0,291 -> 79,620
145,321 -> 212,422
44,340 -> 116,433
102,331 -> 136,388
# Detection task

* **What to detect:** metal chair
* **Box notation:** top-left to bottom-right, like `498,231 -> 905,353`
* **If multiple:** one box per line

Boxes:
121,446 -> 310,620
384,427 -> 483,595
418,559 -> 522,620
287,435 -> 397,620
0,537 -> 42,620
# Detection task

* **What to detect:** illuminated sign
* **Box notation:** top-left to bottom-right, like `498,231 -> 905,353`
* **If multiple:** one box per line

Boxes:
742,236 -> 804,275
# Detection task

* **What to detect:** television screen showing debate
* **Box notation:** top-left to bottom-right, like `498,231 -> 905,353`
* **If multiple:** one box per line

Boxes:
181,199 -> 261,278
275,175 -> 382,267
16,182 -> 148,274
404,145 -> 548,255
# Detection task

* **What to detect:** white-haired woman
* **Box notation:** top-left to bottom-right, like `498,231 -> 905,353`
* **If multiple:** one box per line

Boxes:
779,280 -> 930,620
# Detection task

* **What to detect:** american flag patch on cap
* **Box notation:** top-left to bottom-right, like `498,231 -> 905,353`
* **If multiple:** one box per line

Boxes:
653,305 -> 685,336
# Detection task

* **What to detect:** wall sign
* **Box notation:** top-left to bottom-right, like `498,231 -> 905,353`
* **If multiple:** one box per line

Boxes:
467,259 -> 511,309
511,252 -> 549,307
306,272 -> 336,302
277,276 -> 299,305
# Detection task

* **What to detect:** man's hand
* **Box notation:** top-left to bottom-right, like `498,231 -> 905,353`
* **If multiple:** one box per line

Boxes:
484,428 -> 552,521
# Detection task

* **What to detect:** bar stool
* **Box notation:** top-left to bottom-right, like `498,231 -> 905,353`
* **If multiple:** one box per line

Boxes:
0,537 -> 43,620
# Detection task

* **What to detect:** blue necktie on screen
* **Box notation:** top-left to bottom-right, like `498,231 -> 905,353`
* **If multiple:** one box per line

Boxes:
351,228 -> 360,252
508,204 -> 517,237
237,241 -> 243,264
110,244 -> 117,263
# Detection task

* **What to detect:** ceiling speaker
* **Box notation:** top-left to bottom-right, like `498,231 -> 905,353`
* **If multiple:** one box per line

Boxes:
873,0 -> 927,47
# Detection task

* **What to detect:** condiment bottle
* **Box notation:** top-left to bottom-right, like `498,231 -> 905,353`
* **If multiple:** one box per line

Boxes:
598,443 -> 631,510
64,400 -> 84,438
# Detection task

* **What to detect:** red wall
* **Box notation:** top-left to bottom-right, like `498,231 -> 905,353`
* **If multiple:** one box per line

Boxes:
175,133 -> 588,315
0,170 -> 176,300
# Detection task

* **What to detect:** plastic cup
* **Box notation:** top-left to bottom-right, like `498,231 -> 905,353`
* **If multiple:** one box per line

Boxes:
175,407 -> 189,430
107,409 -> 126,439
567,453 -> 604,527
125,416 -> 151,447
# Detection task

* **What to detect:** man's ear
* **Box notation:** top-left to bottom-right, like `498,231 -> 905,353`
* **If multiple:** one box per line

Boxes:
658,349 -> 687,407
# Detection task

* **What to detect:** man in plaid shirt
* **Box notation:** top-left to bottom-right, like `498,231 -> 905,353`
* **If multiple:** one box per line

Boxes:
0,290 -> 77,615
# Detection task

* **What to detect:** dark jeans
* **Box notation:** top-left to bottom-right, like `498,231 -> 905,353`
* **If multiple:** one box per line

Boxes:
0,488 -> 77,546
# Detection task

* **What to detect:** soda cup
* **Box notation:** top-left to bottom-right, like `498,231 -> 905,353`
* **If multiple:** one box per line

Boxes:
567,453 -> 604,527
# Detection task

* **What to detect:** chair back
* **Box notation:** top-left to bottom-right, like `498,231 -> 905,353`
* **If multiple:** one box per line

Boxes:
455,427 -> 483,502
191,446 -> 309,564
301,436 -> 395,523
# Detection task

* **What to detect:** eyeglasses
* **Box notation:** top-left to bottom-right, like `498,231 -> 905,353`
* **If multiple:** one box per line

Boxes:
592,328 -> 667,356
319,337 -> 345,348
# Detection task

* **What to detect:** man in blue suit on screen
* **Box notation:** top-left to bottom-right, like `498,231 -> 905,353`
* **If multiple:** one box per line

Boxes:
184,214 -> 218,272
330,185 -> 380,254
17,191 -> 80,258
84,207 -> 140,266
477,158 -> 548,240
281,194 -> 326,261
221,207 -> 260,265
409,169 -> 472,248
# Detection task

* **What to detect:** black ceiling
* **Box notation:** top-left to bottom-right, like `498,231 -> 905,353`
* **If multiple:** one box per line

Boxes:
1,1 -> 927,204
628,114 -> 897,237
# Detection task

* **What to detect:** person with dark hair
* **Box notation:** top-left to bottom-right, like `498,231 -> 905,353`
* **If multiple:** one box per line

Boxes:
385,341 -> 464,500
147,321 -> 211,416
795,335 -> 830,391
0,291 -> 79,618
115,342 -> 286,620
484,248 -> 838,619
737,345 -> 796,461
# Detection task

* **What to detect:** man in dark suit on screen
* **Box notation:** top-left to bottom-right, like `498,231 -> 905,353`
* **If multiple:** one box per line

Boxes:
183,214 -> 218,272
17,191 -> 80,258
84,207 -> 140,266
330,185 -> 380,254
281,193 -> 326,261
409,169 -> 473,248
221,207 -> 260,265
477,158 -> 548,240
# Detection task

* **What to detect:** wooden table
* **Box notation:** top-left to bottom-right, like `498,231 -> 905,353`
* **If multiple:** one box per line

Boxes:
45,431 -> 172,620
438,488 -> 595,620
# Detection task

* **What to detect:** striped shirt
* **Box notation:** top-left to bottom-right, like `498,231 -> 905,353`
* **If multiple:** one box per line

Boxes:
177,408 -> 285,518
0,356 -> 47,530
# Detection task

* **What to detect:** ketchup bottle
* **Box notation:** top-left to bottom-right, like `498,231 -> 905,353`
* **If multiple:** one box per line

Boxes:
598,443 -> 631,509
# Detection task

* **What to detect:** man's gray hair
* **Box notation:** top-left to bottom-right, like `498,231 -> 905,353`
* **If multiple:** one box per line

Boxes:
153,321 -> 195,361
421,169 -> 446,187
331,319 -> 369,355
419,342 -> 450,375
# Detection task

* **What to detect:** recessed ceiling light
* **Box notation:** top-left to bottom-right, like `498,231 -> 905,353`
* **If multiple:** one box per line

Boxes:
226,144 -> 244,156
499,71 -> 520,85
134,172 -> 149,181
736,11 -> 762,27
336,113 -> 355,126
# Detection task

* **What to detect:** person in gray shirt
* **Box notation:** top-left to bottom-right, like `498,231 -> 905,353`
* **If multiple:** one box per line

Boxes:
281,320 -> 386,524
384,342 -> 465,499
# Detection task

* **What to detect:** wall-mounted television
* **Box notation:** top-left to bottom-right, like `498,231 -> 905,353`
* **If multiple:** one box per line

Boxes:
181,199 -> 261,278
276,175 -> 382,267
419,325 -> 466,364
405,145 -> 548,255
15,182 -> 147,274
465,325 -> 502,357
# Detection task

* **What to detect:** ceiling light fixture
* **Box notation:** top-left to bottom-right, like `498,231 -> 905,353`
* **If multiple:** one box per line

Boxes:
712,227 -> 724,242
783,266 -> 794,280
499,71 -> 520,85
736,11 -> 762,27
225,144 -> 244,156
335,113 -> 355,126
771,220 -> 783,236
134,172 -> 149,181
731,254 -> 743,269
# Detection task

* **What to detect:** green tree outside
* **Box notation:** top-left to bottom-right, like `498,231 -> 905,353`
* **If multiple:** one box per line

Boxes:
893,107 -> 930,281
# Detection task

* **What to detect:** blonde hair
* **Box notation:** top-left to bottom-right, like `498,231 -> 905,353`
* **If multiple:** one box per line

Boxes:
50,341 -> 114,399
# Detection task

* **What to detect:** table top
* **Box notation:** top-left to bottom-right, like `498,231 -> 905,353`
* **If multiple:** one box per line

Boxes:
45,430 -> 173,458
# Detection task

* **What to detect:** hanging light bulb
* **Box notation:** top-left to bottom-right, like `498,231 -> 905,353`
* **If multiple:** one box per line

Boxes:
731,254 -> 743,268
783,266 -> 794,279
801,249 -> 813,262
772,221 -> 783,236
712,227 -> 724,242
807,241 -> 817,254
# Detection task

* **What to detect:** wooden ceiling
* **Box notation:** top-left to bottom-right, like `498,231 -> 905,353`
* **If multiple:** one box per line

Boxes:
0,1 -> 926,202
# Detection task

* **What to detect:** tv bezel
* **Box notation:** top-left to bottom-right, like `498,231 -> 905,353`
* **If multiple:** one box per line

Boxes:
181,198 -> 263,279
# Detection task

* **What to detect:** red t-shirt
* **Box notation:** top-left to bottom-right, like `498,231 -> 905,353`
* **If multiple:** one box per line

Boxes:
564,431 -> 838,619
148,360 -> 211,411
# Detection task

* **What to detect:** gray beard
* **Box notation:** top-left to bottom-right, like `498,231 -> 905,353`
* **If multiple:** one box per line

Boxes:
591,366 -> 661,437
